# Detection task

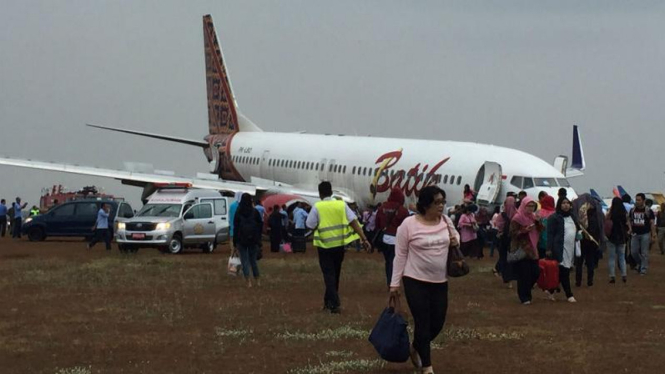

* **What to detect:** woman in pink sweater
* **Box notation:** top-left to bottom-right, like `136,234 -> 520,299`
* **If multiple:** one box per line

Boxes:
390,186 -> 460,374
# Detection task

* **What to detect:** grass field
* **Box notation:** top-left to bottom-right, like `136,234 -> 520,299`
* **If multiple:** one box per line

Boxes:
1,237 -> 664,373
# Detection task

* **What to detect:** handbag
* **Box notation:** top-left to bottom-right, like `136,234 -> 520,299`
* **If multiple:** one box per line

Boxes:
372,210 -> 398,248
368,295 -> 410,363
507,247 -> 526,263
280,242 -> 292,253
227,250 -> 241,276
445,216 -> 469,278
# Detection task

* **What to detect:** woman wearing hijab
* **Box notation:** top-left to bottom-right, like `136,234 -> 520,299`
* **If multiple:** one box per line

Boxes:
268,204 -> 284,253
546,197 -> 580,302
494,196 -> 517,287
233,193 -> 263,287
606,197 -> 629,283
463,184 -> 475,204
375,187 -> 409,287
537,195 -> 556,259
509,196 -> 544,305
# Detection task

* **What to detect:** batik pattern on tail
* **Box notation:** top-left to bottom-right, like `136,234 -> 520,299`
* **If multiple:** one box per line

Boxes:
203,15 -> 238,136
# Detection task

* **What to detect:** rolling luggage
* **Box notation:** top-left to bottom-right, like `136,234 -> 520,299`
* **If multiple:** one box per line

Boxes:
537,258 -> 559,290
292,234 -> 306,253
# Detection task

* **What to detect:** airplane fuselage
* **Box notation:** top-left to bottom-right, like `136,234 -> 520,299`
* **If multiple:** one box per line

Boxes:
223,132 -> 576,208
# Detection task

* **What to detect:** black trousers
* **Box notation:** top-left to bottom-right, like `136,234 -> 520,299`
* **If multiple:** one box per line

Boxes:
575,240 -> 597,286
317,246 -> 345,310
496,237 -> 515,283
269,232 -> 281,252
89,229 -> 111,250
403,277 -> 448,368
559,266 -> 573,298
12,218 -> 21,238
515,259 -> 540,303
381,243 -> 396,287
0,217 -> 6,237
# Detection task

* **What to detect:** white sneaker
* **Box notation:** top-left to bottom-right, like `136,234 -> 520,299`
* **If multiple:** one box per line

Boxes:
544,290 -> 556,301
522,301 -> 531,305
567,297 -> 577,303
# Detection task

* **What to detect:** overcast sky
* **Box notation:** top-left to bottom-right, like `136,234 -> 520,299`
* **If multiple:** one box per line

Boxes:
1,0 -> 664,208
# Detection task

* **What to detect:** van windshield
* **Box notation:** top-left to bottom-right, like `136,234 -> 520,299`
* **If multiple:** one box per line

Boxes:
137,204 -> 182,217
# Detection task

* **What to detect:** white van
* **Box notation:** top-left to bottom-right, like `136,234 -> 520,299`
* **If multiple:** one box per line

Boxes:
115,185 -> 230,254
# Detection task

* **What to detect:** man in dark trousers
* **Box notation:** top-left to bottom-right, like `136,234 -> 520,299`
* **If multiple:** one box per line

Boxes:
306,182 -> 370,314
628,193 -> 656,275
12,197 -> 28,239
87,203 -> 112,250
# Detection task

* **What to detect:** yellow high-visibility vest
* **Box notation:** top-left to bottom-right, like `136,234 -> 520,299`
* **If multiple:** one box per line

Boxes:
30,209 -> 40,216
313,200 -> 359,248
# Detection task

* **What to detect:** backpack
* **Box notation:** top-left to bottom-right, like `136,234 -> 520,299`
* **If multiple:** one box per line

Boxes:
237,212 -> 259,246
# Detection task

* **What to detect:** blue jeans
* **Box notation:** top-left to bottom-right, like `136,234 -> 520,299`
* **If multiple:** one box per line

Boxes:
237,244 -> 260,279
631,233 -> 650,274
607,242 -> 626,278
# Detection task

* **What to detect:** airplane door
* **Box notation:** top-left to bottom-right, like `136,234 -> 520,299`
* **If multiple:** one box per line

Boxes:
260,150 -> 272,181
317,158 -> 328,182
475,162 -> 502,205
327,159 -> 337,182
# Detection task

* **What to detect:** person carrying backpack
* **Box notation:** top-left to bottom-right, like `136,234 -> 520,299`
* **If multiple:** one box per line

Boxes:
233,193 -> 263,287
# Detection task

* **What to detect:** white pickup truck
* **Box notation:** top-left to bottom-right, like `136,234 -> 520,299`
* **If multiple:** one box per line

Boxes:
115,185 -> 230,254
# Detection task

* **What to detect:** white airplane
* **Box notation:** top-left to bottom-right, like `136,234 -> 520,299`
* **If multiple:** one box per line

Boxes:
0,15 -> 584,210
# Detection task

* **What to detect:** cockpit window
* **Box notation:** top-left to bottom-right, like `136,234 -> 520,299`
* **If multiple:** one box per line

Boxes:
510,176 -> 523,189
534,178 -> 557,187
557,178 -> 570,187
523,178 -> 535,189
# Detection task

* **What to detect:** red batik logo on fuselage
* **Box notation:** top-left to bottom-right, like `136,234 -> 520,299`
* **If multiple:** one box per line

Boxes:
370,149 -> 450,201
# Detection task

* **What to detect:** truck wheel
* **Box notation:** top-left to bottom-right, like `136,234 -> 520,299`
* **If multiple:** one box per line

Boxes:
168,234 -> 183,254
27,227 -> 46,242
201,241 -> 216,253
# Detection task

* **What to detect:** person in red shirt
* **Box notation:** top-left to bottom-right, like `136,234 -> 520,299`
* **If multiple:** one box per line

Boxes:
375,187 -> 410,287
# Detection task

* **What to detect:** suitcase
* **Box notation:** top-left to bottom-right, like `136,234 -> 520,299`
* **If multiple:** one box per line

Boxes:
537,259 -> 559,291
292,235 -> 306,253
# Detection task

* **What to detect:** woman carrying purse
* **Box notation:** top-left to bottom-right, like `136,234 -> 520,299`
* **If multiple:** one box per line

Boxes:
390,186 -> 460,374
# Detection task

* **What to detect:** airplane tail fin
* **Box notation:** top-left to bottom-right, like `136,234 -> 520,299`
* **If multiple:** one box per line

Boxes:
560,125 -> 585,178
613,187 -> 622,198
617,185 -> 629,198
203,15 -> 262,134
589,188 -> 607,207
571,125 -> 585,170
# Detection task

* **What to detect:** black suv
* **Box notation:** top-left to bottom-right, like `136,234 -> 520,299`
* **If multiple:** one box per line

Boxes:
22,199 -> 134,241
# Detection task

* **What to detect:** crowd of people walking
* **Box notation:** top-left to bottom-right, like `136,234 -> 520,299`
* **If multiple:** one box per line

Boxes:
5,183 -> 662,374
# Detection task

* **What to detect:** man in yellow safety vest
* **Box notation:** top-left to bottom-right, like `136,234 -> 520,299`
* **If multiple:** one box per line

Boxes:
306,181 -> 370,314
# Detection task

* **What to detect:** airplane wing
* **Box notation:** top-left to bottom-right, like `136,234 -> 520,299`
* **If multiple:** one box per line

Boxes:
0,156 -> 256,195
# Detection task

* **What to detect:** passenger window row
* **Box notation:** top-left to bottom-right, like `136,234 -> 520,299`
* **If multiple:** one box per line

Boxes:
232,155 -> 458,186
232,155 -> 259,165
